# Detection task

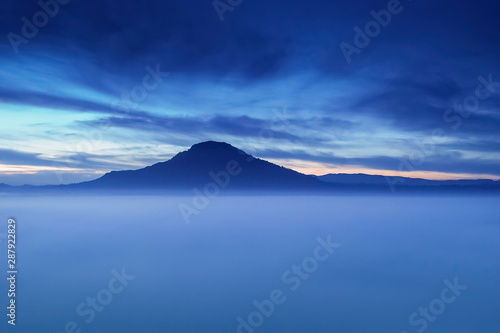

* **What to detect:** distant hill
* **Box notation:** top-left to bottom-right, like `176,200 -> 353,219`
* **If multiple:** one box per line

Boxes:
317,173 -> 500,188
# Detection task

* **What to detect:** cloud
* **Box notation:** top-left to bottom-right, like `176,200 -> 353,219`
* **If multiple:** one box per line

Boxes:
79,112 -> 341,145
0,169 -> 103,186
349,71 -> 500,137
254,148 -> 500,176
0,87 -> 120,114
0,148 -> 53,166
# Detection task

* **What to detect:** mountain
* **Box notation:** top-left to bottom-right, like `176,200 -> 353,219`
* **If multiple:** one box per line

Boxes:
73,141 -> 326,190
2,141 -> 498,192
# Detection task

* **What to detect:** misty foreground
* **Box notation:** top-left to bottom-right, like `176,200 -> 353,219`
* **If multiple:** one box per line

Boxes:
0,193 -> 499,333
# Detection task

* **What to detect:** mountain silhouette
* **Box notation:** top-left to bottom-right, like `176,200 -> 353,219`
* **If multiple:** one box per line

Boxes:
1,141 -> 498,192
62,141 -> 499,192
75,141 -> 325,190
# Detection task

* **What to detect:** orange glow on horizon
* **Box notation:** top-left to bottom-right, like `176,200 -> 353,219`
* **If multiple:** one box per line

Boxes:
266,158 -> 500,181
0,164 -> 103,175
1,160 -> 499,182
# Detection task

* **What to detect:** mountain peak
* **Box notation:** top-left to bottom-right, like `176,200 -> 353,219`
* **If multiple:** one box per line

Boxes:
188,141 -> 238,152
173,141 -> 251,163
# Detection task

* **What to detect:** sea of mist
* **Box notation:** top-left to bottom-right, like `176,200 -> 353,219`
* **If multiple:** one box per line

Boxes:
0,193 -> 499,333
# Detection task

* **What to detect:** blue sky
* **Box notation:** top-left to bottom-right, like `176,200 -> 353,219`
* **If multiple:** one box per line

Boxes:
0,0 -> 499,185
